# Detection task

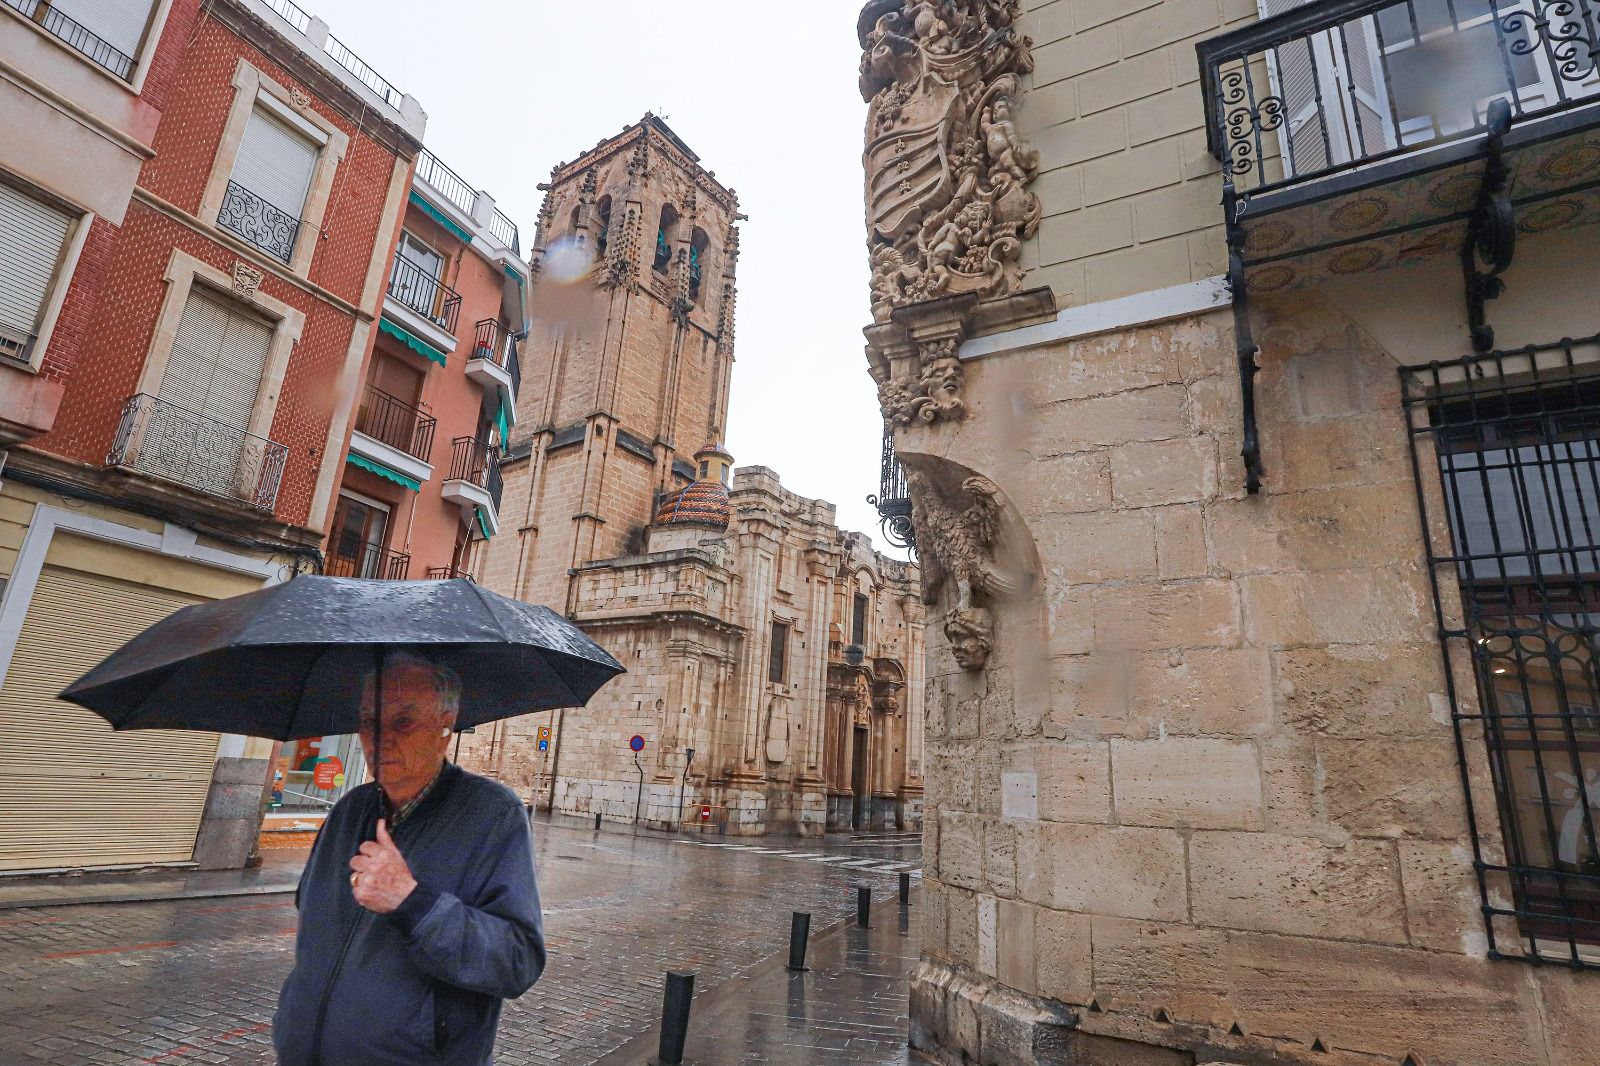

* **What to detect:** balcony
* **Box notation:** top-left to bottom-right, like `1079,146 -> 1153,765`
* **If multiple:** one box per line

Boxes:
441,436 -> 501,536
868,423 -> 915,553
1198,0 -> 1600,300
3,0 -> 136,80
218,181 -> 302,264
467,320 -> 520,419
107,394 -> 288,513
326,538 -> 410,580
387,255 -> 461,338
348,385 -> 435,487
426,566 -> 475,581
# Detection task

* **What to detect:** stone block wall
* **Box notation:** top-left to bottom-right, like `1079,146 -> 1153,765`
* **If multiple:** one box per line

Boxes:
1019,0 -> 1251,306
902,290 -> 1599,1064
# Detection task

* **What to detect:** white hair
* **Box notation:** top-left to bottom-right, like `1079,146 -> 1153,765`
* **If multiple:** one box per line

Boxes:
360,651 -> 463,722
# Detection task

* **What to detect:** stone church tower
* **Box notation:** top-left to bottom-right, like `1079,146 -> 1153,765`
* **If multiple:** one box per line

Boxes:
479,115 -> 741,608
464,116 -> 925,835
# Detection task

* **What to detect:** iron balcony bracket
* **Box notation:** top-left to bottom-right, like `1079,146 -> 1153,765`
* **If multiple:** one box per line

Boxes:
1225,181 -> 1264,495
1464,99 -> 1517,354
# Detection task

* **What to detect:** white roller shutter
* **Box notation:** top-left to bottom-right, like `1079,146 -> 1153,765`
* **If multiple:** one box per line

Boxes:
158,289 -> 271,430
0,182 -> 72,360
1262,0 -> 1394,176
48,0 -> 155,62
0,568 -> 219,871
231,107 -> 318,218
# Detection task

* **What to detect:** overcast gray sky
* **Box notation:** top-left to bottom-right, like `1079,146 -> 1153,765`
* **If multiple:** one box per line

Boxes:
308,0 -> 901,556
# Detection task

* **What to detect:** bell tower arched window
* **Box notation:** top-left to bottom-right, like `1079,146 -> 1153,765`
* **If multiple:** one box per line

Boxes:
595,196 -> 612,257
653,204 -> 679,274
688,227 -> 710,303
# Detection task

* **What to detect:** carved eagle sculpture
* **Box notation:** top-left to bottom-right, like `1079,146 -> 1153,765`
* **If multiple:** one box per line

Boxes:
907,472 -> 1025,610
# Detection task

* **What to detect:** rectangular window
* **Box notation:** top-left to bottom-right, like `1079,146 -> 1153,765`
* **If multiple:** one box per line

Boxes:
768,620 -> 788,684
42,0 -> 156,77
221,106 -> 318,262
1406,348 -> 1600,969
852,593 -> 869,647
146,289 -> 272,499
329,492 -> 402,579
0,180 -> 74,363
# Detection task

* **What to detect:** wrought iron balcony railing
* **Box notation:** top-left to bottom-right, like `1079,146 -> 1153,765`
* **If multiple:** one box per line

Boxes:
388,255 -> 462,335
354,385 -> 436,462
107,394 -> 289,512
868,423 -> 915,553
1198,0 -> 1600,194
3,0 -> 136,80
470,319 -> 514,371
447,436 -> 499,494
326,538 -> 410,580
489,209 -> 520,254
415,149 -> 476,217
426,566 -> 475,581
218,180 -> 302,264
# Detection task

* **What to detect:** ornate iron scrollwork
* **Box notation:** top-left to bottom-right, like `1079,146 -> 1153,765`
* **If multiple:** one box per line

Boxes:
217,181 -> 301,264
1464,99 -> 1517,353
869,422 -> 917,553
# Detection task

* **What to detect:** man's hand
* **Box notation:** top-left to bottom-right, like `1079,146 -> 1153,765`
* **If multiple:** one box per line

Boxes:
349,819 -> 417,915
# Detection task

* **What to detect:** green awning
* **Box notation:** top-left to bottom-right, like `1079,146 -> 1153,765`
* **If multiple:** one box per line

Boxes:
379,317 -> 446,367
476,507 -> 492,540
409,190 -> 474,244
347,452 -> 421,492
503,263 -> 525,285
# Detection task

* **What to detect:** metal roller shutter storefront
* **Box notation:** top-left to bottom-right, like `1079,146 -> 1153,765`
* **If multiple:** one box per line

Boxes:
0,567 -> 220,871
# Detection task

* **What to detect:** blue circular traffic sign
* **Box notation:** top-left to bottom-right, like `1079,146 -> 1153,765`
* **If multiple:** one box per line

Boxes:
629,735 -> 645,753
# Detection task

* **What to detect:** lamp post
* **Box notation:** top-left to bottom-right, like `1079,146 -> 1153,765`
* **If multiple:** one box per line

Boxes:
677,747 -> 695,834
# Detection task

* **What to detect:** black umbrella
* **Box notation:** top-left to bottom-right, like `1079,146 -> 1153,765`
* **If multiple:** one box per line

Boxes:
59,576 -> 625,740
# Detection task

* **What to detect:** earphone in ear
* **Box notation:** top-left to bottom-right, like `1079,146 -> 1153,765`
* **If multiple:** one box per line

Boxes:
441,727 -> 451,737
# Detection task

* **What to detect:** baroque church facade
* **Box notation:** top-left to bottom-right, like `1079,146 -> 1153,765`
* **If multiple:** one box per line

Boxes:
457,116 -> 925,834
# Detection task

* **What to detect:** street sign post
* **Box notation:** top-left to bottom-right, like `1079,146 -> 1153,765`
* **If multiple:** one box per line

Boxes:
537,725 -> 552,753
630,735 -> 646,825
630,734 -> 645,752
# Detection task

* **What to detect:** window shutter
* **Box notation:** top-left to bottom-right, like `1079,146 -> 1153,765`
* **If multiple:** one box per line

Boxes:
230,107 -> 319,218
158,290 -> 272,432
1261,0 -> 1394,172
47,0 -> 154,61
0,183 -> 72,358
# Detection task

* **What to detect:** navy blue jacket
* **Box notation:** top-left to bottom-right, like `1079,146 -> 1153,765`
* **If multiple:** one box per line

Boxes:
273,763 -> 545,1065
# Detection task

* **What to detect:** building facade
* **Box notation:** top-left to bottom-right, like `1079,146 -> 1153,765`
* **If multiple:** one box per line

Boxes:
0,0 -> 441,873
463,117 -> 927,834
263,147 -> 528,830
858,0 -> 1600,1062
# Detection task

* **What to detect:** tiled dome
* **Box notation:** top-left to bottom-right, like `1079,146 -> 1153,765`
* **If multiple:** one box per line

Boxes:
654,480 -> 732,529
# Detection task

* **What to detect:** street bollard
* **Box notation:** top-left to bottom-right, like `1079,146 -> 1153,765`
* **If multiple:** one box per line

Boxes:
899,871 -> 912,905
786,911 -> 812,972
651,970 -> 696,1066
857,884 -> 872,928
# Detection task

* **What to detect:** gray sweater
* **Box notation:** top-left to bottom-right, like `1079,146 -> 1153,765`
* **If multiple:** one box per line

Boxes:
273,763 -> 545,1065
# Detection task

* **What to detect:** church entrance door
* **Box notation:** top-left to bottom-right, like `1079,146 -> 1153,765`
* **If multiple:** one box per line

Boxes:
851,726 -> 869,830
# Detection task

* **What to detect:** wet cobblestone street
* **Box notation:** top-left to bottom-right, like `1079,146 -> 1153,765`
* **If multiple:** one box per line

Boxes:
0,820 -> 923,1065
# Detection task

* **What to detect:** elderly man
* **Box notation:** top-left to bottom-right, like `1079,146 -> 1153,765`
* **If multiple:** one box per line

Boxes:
273,652 -> 545,1065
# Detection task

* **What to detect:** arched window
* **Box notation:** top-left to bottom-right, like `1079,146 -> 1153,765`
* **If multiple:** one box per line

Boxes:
688,227 -> 710,303
595,196 -> 612,257
569,204 -> 582,240
653,204 -> 679,273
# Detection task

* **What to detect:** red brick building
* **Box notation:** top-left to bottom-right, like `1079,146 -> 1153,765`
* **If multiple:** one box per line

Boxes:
0,0 -> 429,872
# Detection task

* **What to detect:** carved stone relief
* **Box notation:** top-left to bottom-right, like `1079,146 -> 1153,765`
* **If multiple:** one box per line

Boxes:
905,459 -> 1034,672
231,260 -> 264,300
860,0 -> 1040,320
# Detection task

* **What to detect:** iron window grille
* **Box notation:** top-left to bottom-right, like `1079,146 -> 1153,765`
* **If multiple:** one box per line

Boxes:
1405,338 -> 1600,968
107,393 -> 288,512
1199,0 -> 1600,194
869,422 -> 916,552
388,254 -> 462,335
354,385 -> 436,463
2,0 -> 136,80
218,181 -> 302,264
326,539 -> 410,580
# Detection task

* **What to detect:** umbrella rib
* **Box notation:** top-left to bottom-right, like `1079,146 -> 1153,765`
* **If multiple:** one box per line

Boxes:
285,643 -> 331,741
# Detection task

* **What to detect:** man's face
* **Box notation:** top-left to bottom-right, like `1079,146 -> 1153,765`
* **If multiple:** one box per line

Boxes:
358,662 -> 454,797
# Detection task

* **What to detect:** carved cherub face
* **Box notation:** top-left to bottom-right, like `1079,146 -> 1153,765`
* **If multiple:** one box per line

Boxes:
945,607 -> 993,671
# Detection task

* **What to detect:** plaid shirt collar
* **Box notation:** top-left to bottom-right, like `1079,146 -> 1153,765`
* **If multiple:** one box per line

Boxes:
384,763 -> 446,827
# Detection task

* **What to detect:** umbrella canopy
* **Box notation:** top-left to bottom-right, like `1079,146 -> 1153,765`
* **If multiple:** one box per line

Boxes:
59,577 -> 624,739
